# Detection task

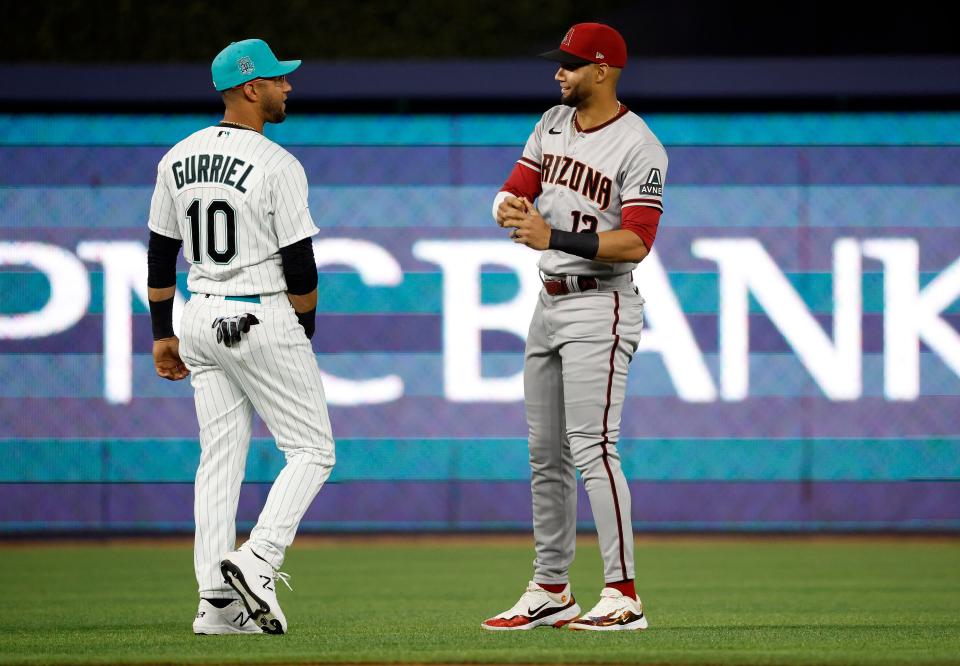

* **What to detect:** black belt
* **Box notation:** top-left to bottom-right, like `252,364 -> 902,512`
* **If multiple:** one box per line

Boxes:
541,276 -> 599,296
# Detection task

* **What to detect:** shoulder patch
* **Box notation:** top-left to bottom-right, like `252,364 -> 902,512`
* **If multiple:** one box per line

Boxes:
640,168 -> 663,196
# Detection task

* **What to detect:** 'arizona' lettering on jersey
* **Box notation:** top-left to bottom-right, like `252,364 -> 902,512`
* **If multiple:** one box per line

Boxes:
506,104 -> 668,278
540,153 -> 612,210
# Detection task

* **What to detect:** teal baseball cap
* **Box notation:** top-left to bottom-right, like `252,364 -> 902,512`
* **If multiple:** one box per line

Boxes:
211,39 -> 301,91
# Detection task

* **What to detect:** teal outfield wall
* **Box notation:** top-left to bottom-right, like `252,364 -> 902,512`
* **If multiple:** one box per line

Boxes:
1,111 -> 959,532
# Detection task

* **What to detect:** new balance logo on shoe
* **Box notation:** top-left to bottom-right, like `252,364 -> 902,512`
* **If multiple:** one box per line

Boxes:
260,574 -> 274,591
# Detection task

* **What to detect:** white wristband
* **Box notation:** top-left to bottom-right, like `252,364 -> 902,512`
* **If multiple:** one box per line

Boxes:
492,191 -> 512,223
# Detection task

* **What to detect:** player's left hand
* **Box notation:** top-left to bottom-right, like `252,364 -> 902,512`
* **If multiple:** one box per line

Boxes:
153,336 -> 189,381
501,198 -> 551,251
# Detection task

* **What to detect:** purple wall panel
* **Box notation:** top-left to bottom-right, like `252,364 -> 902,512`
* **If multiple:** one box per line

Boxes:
4,481 -> 958,531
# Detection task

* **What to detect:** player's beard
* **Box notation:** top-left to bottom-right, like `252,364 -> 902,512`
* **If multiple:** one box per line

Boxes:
261,96 -> 287,124
560,86 -> 587,108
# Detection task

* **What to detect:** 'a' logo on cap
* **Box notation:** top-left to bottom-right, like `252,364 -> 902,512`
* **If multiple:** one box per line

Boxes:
237,56 -> 255,75
561,27 -> 575,46
596,52 -> 605,59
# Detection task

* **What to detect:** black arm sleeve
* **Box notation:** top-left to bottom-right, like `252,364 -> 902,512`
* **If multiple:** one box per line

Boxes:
278,237 -> 318,295
147,231 -> 182,288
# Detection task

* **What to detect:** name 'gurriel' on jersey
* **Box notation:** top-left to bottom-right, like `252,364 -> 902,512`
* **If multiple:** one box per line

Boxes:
171,154 -> 255,193
541,153 -> 613,210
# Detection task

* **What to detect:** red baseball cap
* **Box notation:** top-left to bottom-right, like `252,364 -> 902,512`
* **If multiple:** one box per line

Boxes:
539,23 -> 627,69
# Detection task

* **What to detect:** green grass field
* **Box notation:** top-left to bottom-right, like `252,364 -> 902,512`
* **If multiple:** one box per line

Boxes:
1,536 -> 958,665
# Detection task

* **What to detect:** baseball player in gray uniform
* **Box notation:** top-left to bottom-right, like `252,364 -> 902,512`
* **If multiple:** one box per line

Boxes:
482,23 -> 666,632
147,39 -> 335,635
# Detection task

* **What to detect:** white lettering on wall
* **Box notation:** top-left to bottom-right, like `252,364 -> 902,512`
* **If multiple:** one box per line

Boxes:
692,238 -> 862,401
413,241 -> 540,401
632,251 -> 717,402
0,242 -> 90,339
862,239 -> 960,400
313,238 -> 404,405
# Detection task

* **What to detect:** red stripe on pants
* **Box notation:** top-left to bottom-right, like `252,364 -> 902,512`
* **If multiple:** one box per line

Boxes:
599,291 -> 626,580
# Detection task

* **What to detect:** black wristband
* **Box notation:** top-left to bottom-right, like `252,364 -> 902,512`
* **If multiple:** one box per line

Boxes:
549,229 -> 600,260
297,308 -> 317,340
149,297 -> 175,340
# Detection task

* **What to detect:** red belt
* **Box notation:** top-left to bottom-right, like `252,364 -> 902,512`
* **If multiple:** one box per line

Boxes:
542,276 -> 599,296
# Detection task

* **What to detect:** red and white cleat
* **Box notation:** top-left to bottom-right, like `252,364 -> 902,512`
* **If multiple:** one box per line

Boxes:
481,581 -> 581,631
567,587 -> 648,631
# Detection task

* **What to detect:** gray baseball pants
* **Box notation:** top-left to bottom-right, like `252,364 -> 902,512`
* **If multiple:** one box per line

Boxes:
524,279 -> 644,584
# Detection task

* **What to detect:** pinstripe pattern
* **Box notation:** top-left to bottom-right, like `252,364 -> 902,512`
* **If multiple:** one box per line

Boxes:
180,294 -> 335,595
148,125 -> 334,597
147,126 -> 318,296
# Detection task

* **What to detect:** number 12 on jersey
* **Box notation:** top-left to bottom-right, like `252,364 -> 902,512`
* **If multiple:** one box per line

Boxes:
571,210 -> 598,233
186,199 -> 238,264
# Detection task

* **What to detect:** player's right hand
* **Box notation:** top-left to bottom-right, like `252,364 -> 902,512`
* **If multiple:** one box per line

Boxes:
153,336 -> 189,381
496,196 -> 529,227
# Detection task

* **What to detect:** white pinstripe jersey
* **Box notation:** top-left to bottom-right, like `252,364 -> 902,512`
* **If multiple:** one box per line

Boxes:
147,125 -> 318,296
518,105 -> 668,277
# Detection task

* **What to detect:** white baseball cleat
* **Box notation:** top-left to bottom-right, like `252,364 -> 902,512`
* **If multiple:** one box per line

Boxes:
220,546 -> 291,635
192,598 -> 262,635
481,581 -> 581,631
567,587 -> 648,631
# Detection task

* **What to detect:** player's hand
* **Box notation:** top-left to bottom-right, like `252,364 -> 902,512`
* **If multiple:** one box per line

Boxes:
153,336 -> 189,381
496,196 -> 528,228
502,198 -> 551,251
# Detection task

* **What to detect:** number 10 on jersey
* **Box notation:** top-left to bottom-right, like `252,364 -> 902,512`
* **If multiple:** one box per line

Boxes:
186,199 -> 238,264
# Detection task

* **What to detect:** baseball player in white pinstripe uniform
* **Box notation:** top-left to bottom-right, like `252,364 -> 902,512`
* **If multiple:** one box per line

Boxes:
482,24 -> 666,632
147,39 -> 334,635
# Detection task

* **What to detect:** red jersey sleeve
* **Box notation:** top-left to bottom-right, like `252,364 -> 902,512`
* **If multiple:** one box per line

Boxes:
501,159 -> 543,202
621,205 -> 661,250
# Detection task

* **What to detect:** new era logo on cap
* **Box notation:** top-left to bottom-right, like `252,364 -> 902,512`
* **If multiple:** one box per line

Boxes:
540,23 -> 627,68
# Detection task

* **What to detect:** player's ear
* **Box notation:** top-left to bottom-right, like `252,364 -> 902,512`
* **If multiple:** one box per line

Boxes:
595,63 -> 609,84
241,80 -> 260,103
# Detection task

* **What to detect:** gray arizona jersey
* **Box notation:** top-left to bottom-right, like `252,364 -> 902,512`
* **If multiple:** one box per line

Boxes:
147,125 -> 318,296
518,105 -> 668,277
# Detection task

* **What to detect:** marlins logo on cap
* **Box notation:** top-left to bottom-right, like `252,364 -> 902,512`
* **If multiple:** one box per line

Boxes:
211,39 -> 301,91
237,56 -> 255,75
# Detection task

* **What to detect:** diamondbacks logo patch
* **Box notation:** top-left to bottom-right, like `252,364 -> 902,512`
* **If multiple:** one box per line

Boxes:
640,168 -> 663,196
237,56 -> 255,75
